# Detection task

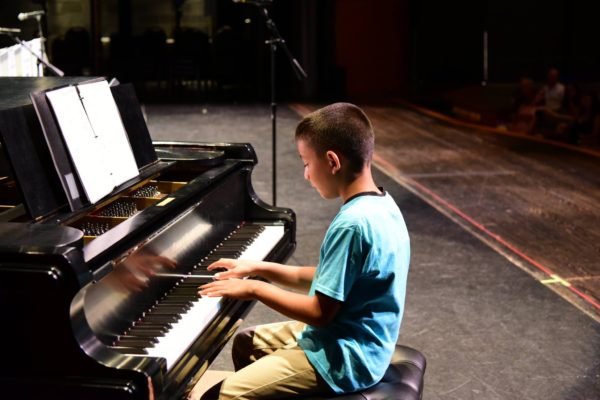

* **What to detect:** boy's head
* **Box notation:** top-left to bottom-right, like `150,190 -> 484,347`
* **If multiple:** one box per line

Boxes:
295,103 -> 375,199
295,102 -> 374,174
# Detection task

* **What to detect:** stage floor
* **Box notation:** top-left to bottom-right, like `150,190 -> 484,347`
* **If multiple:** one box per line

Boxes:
145,102 -> 599,399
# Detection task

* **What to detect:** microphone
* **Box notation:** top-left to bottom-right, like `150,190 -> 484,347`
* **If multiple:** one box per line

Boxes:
0,27 -> 21,34
232,0 -> 273,5
17,10 -> 45,21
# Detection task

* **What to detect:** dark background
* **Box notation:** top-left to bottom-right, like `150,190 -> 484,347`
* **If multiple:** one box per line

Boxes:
1,0 -> 599,102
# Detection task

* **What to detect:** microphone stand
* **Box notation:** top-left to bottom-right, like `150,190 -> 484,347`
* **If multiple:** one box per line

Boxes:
259,5 -> 307,206
5,32 -> 64,76
34,15 -> 47,77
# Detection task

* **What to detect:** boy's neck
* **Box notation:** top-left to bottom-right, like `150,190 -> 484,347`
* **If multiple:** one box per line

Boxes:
339,169 -> 381,203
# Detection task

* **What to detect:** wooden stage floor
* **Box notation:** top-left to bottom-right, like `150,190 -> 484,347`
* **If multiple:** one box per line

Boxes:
291,103 -> 600,323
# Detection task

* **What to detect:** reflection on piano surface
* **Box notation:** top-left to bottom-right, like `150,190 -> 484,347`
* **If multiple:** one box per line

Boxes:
0,77 -> 295,399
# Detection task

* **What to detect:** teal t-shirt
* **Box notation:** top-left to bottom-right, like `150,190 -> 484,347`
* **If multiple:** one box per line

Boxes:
297,192 -> 410,394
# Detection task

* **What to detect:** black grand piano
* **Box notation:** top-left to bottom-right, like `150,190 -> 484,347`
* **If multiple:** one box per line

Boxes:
0,78 -> 295,399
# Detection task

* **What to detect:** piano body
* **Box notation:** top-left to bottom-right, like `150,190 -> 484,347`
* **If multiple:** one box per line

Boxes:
0,78 -> 296,399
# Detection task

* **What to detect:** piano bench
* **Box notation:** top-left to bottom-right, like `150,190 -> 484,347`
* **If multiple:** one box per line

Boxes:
311,344 -> 426,400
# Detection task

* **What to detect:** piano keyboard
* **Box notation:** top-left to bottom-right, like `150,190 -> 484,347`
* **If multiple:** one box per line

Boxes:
112,223 -> 285,370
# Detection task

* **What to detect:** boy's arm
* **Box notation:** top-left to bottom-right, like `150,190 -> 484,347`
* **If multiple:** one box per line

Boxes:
255,262 -> 316,291
198,279 -> 341,327
208,259 -> 315,291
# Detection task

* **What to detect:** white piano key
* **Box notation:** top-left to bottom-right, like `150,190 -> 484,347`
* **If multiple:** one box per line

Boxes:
142,224 -> 285,370
145,296 -> 221,369
238,225 -> 285,261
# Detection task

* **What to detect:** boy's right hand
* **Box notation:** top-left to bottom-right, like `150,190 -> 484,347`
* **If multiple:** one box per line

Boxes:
207,258 -> 256,280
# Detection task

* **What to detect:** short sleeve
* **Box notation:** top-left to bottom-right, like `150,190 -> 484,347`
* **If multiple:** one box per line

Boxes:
314,226 -> 363,302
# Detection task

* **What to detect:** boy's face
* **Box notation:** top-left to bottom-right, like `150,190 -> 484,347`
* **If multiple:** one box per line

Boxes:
297,139 -> 339,199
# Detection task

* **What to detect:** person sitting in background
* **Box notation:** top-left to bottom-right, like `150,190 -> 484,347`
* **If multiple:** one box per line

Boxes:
561,83 -> 581,118
510,77 -> 538,133
535,68 -> 566,112
568,91 -> 600,145
533,68 -> 567,137
549,83 -> 581,141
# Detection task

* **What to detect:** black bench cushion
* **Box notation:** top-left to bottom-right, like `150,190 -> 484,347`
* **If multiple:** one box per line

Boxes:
312,344 -> 426,400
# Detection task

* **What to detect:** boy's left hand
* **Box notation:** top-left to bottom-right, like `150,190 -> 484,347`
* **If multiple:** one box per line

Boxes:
198,278 -> 260,300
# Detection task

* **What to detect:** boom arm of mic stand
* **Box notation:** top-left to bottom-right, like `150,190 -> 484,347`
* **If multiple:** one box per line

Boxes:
261,7 -> 307,81
9,34 -> 64,77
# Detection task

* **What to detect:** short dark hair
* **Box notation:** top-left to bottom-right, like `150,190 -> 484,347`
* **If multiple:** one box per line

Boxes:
295,103 -> 374,173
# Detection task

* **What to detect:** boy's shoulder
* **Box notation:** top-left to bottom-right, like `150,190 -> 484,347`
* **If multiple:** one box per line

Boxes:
333,193 -> 400,228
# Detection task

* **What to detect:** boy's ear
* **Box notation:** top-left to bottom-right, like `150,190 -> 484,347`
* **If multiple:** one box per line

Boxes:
325,150 -> 341,174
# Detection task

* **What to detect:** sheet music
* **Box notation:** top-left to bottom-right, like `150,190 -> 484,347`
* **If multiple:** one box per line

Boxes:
46,86 -> 115,203
77,80 -> 139,186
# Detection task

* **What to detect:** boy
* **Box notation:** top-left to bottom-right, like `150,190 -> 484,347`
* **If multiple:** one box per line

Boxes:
194,103 -> 410,399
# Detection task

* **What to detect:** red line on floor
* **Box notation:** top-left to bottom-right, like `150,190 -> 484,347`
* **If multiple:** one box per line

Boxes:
404,176 -> 600,311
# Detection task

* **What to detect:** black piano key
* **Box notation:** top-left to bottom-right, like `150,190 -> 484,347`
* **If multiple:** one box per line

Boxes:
173,287 -> 203,294
172,291 -> 201,297
177,282 -> 208,288
227,233 -> 257,240
178,280 -> 210,287
171,286 -> 202,292
159,305 -> 190,313
240,224 -> 263,232
110,346 -> 149,355
133,322 -> 173,330
156,302 -> 191,309
159,298 -> 193,304
115,337 -> 157,348
159,302 -> 192,312
149,305 -> 190,314
166,293 -> 198,300
212,251 -> 242,258
187,276 -> 216,282
120,334 -> 160,344
148,306 -> 189,315
242,231 -> 261,237
162,296 -> 196,302
126,328 -> 166,338
218,243 -> 248,251
219,239 -> 248,245
162,293 -> 196,299
180,277 -> 212,283
128,326 -> 169,335
170,284 -> 200,290
221,238 -> 254,244
141,314 -> 181,324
